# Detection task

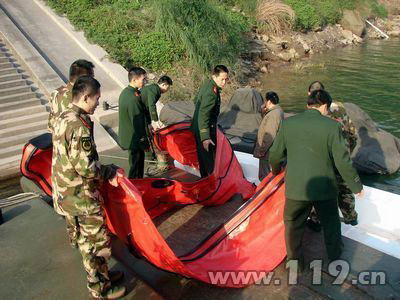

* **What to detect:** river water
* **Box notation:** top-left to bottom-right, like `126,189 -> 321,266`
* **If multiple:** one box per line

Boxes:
261,38 -> 400,190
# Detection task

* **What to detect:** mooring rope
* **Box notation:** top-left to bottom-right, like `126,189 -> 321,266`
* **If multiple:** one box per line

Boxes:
0,192 -> 39,209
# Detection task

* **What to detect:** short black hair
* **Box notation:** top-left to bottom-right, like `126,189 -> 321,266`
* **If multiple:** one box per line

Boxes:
128,67 -> 146,82
158,75 -> 173,86
72,76 -> 101,102
69,59 -> 95,83
212,65 -> 229,76
307,89 -> 332,108
308,81 -> 325,93
265,91 -> 279,104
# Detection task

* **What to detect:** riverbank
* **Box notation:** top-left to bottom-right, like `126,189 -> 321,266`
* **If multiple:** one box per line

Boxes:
239,13 -> 400,89
42,0 -> 398,104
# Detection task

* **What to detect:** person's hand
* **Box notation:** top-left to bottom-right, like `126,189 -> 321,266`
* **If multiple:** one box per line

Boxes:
355,189 -> 364,198
152,120 -> 162,130
108,169 -> 125,187
202,139 -> 215,152
109,176 -> 118,187
100,164 -> 117,181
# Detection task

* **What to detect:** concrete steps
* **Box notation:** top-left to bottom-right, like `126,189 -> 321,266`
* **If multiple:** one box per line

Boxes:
0,105 -> 47,120
0,111 -> 48,129
0,97 -> 44,112
0,79 -> 29,90
0,120 -> 47,138
0,39 -> 49,180
0,73 -> 24,83
0,86 -> 33,98
0,129 -> 48,149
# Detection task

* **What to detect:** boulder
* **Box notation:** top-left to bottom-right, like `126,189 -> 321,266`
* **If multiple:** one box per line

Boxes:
388,30 -> 400,37
278,49 -> 298,62
342,29 -> 355,41
340,10 -> 366,37
344,103 -> 400,174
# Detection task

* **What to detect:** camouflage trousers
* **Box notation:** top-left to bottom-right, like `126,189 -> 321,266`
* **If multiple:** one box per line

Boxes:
65,215 -> 79,248
65,210 -> 112,299
310,174 -> 358,223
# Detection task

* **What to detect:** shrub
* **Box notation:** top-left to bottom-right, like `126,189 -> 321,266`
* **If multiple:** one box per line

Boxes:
256,0 -> 295,34
128,32 -> 184,71
153,0 -> 248,72
283,0 -> 388,31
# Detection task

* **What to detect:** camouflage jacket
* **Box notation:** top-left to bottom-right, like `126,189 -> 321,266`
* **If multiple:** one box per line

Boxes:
48,83 -> 73,133
328,101 -> 357,153
52,104 -> 103,216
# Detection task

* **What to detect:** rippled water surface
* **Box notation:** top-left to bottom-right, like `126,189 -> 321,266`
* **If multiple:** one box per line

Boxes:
261,38 -> 400,188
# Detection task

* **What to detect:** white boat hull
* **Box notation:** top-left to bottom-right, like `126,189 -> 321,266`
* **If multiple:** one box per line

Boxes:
175,151 -> 400,259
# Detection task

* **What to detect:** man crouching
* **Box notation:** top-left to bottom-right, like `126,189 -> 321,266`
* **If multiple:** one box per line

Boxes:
52,76 -> 125,299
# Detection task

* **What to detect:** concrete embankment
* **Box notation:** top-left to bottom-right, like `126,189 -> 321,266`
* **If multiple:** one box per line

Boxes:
0,0 -> 124,179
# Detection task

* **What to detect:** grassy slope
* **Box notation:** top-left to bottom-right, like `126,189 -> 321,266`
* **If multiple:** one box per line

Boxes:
45,0 -> 387,96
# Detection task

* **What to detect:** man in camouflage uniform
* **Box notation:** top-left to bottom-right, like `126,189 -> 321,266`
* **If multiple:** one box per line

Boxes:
52,76 -> 125,299
307,81 -> 358,229
48,59 -> 95,133
48,59 -> 95,248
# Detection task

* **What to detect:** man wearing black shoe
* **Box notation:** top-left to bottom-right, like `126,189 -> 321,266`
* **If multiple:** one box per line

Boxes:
270,90 -> 363,268
307,81 -> 359,230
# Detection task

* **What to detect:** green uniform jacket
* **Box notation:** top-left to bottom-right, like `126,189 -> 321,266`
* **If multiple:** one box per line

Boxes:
190,79 -> 221,141
269,109 -> 362,201
141,83 -> 161,122
118,86 -> 148,151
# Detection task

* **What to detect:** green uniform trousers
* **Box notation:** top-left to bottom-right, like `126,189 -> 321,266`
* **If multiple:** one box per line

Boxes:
195,133 -> 216,178
310,173 -> 358,224
128,149 -> 145,179
258,157 -> 271,181
284,198 -> 343,265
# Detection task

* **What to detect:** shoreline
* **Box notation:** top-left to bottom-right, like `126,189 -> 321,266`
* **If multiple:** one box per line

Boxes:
236,14 -> 400,91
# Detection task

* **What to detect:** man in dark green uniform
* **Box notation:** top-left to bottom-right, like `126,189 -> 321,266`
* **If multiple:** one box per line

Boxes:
141,75 -> 173,172
191,65 -> 229,177
269,90 -> 363,269
141,75 -> 173,129
307,81 -> 359,230
118,67 -> 149,178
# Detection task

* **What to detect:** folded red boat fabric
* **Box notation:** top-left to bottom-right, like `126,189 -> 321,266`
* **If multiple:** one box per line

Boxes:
21,123 -> 287,287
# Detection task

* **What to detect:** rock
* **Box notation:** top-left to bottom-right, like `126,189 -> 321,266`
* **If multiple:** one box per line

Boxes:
249,50 -> 262,60
289,48 -> 300,59
340,39 -> 351,46
261,35 -> 270,42
260,49 -> 269,60
277,49 -> 298,62
297,36 -> 311,54
342,29 -> 354,42
241,66 -> 252,76
388,30 -> 400,37
340,10 -> 366,37
353,34 -> 363,44
260,65 -> 268,73
344,103 -> 400,174
147,73 -> 156,80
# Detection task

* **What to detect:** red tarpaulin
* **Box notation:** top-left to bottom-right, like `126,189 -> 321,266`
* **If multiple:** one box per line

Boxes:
21,123 -> 287,287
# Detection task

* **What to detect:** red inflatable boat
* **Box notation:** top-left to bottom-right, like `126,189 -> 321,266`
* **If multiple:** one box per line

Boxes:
20,122 -> 286,287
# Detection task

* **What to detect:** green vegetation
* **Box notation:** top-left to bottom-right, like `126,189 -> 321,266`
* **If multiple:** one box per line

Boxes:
153,0 -> 248,72
46,0 -> 388,74
283,0 -> 387,31
46,0 -> 250,73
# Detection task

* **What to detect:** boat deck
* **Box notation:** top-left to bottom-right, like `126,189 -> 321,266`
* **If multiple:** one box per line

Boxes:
4,146 -> 399,299
2,190 -> 399,299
